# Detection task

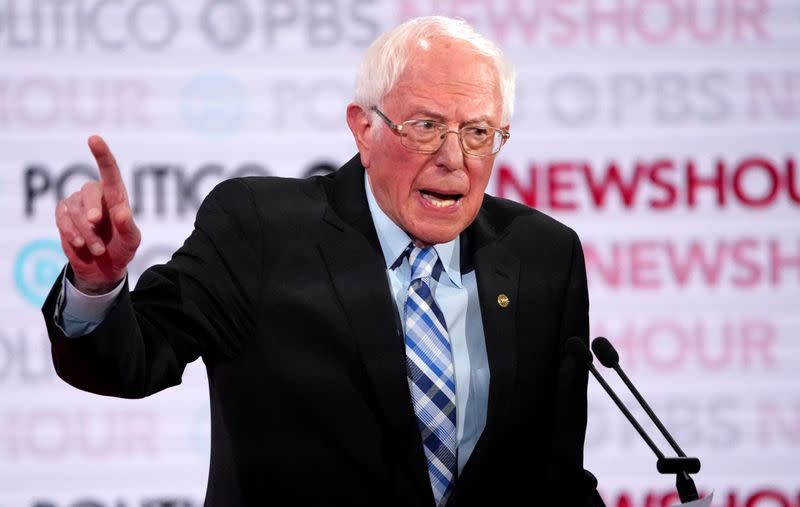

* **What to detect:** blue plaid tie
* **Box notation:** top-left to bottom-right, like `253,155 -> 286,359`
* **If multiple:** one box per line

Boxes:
403,245 -> 457,506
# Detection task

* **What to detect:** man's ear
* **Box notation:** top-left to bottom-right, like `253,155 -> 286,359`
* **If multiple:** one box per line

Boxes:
346,103 -> 373,168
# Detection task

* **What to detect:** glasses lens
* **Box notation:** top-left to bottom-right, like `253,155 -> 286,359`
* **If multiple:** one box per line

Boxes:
461,126 -> 498,156
401,120 -> 445,152
492,130 -> 506,154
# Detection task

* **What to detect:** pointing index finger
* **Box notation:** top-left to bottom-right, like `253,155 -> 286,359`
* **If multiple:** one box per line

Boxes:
87,134 -> 125,193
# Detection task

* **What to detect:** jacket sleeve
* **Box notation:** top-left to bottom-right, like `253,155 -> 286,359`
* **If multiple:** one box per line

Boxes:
41,178 -> 264,399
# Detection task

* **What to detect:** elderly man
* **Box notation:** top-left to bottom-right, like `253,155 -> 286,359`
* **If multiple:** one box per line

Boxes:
43,16 -> 603,507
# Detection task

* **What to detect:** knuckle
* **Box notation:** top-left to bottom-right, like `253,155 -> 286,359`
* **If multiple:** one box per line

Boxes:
81,228 -> 99,242
67,201 -> 82,219
67,209 -> 90,232
58,221 -> 75,239
66,192 -> 82,206
81,180 -> 100,197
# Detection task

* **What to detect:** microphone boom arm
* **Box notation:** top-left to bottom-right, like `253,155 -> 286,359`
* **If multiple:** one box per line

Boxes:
591,336 -> 701,502
586,363 -> 665,459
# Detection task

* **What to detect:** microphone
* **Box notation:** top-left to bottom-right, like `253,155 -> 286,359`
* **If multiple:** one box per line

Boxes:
566,336 -> 701,503
592,337 -> 694,465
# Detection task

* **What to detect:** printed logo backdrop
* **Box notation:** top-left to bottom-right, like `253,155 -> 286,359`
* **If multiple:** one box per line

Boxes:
2,1 -> 798,505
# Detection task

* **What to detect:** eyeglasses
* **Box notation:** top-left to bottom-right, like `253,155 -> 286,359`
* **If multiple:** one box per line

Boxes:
371,107 -> 510,157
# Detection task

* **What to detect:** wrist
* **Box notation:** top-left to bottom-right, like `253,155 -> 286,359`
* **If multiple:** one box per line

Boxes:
68,268 -> 124,296
73,278 -> 122,296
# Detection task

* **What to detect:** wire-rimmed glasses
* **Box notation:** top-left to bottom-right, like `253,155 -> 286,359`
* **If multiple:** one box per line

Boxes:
371,107 -> 509,157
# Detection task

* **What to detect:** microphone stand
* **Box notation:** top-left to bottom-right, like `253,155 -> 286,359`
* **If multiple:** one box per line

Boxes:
614,360 -> 699,501
592,337 -> 701,503
568,337 -> 702,504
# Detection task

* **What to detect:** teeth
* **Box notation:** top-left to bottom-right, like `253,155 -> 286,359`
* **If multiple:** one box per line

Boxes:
421,192 -> 458,208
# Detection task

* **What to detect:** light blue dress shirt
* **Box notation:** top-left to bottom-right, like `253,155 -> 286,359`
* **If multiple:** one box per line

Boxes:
364,174 -> 490,474
60,173 -> 491,473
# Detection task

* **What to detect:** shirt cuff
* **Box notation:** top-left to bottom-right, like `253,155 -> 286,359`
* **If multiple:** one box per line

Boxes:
54,266 -> 127,337
62,271 -> 126,322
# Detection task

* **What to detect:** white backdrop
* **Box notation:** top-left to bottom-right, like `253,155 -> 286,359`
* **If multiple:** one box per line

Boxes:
2,1 -> 799,506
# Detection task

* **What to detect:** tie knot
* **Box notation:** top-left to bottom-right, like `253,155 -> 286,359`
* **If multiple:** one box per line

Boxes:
408,245 -> 438,281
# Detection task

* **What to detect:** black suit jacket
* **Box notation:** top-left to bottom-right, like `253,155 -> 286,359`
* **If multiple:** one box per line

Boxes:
43,155 -> 603,506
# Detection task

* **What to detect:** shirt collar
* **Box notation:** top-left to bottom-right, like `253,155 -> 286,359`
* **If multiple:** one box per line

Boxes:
364,172 -> 463,288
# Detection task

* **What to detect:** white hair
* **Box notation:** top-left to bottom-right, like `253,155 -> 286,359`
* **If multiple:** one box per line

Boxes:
354,16 -> 516,125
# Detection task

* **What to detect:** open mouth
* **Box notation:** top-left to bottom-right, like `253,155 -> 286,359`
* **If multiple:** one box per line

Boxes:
419,189 -> 463,208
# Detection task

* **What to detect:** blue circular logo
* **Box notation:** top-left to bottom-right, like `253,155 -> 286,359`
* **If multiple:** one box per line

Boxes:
181,73 -> 246,135
14,239 -> 66,307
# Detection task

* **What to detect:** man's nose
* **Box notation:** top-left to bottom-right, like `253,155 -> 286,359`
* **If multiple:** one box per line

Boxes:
433,130 -> 464,170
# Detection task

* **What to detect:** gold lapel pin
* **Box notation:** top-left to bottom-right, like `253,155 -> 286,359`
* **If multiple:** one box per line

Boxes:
497,293 -> 510,308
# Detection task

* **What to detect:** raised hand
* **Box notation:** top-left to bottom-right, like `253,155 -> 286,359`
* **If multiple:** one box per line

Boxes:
55,135 -> 141,294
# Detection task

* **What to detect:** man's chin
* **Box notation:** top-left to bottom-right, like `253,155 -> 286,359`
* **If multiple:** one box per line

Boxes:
407,226 -> 463,247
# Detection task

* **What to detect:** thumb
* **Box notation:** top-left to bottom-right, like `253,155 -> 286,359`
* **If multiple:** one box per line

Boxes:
112,205 -> 141,248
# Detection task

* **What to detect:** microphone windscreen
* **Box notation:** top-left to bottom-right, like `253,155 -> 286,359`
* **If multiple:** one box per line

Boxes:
592,337 -> 620,367
565,336 -> 593,366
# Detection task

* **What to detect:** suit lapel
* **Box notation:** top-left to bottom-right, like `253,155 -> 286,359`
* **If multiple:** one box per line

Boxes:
449,208 -> 520,504
471,243 -> 520,432
316,156 -> 434,506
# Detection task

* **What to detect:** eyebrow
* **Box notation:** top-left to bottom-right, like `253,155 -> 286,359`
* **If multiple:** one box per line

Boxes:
407,108 -> 495,126
407,108 -> 447,122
